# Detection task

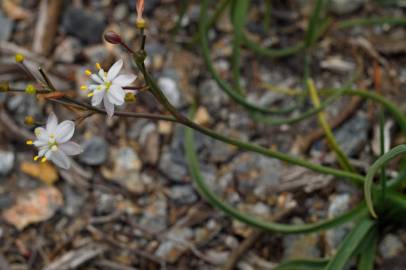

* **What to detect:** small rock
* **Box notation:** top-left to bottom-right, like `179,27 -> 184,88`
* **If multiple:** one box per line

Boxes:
20,162 -> 58,185
328,0 -> 366,14
113,4 -> 128,21
158,148 -> 188,182
54,37 -> 82,63
199,79 -> 229,111
155,227 -> 193,263
0,150 -> 14,176
169,185 -> 198,205
325,194 -> 352,255
139,194 -> 167,233
83,45 -> 112,65
283,233 -> 320,260
62,7 -> 106,44
79,137 -> 108,165
158,77 -> 181,108
138,123 -> 160,165
320,56 -> 355,73
379,234 -> 404,259
62,184 -> 85,216
0,10 -> 13,41
2,186 -> 63,230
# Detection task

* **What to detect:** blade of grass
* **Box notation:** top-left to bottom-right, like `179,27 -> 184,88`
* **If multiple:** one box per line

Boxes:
324,218 -> 376,270
365,145 -> 406,218
307,79 -> 355,172
357,227 -> 378,270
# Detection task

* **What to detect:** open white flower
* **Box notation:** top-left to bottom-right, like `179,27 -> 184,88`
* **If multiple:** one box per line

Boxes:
26,113 -> 83,169
82,59 -> 137,117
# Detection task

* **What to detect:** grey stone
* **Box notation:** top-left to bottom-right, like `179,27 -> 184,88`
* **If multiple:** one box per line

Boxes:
0,10 -> 13,41
169,185 -> 198,205
325,194 -> 352,255
113,4 -> 129,21
329,0 -> 367,14
283,232 -> 320,260
158,77 -> 181,108
155,227 -> 193,263
379,234 -> 404,259
158,148 -> 188,182
54,37 -> 82,63
199,79 -> 229,111
139,194 -> 167,233
0,150 -> 14,176
62,7 -> 106,44
79,137 -> 108,165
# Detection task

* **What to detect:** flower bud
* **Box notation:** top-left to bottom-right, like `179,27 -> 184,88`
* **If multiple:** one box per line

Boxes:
125,92 -> 137,103
104,31 -> 123,44
15,53 -> 25,63
24,116 -> 35,125
136,19 -> 146,29
0,81 -> 9,92
25,84 -> 37,95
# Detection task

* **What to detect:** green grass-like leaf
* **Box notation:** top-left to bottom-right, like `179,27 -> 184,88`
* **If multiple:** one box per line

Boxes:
365,145 -> 406,218
325,218 -> 376,270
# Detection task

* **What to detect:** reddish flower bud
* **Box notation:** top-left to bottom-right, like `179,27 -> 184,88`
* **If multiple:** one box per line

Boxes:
104,31 -> 123,44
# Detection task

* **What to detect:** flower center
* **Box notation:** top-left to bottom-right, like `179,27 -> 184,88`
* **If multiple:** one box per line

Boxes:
105,81 -> 112,91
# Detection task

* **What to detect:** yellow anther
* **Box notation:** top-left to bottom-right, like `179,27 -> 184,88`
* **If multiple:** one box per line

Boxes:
26,140 -> 33,145
25,84 -> 37,95
85,69 -> 92,76
80,85 -> 88,91
125,92 -> 137,103
34,156 -> 39,161
96,63 -> 101,70
41,157 -> 47,163
24,116 -> 35,125
136,19 -> 146,29
87,92 -> 94,97
15,53 -> 25,63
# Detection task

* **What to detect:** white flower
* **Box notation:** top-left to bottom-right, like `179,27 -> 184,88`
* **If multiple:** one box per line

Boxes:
26,113 -> 83,169
83,59 -> 137,117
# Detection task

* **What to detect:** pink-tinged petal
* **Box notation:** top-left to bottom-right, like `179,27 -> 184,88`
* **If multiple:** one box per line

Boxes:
46,113 -> 58,133
91,89 -> 105,106
103,97 -> 115,117
59,142 -> 83,156
107,85 -> 125,105
55,120 -> 75,143
107,59 -> 123,81
112,74 -> 136,87
90,74 -> 103,84
50,150 -> 71,169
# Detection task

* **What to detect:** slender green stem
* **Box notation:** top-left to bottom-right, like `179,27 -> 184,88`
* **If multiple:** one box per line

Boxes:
308,79 -> 355,172
263,0 -> 271,34
379,109 -> 387,207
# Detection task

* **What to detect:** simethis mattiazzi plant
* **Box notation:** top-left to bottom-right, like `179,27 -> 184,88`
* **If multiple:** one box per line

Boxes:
3,0 -> 406,269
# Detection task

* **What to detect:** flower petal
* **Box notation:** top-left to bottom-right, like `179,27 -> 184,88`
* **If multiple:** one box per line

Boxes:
34,139 -> 48,147
38,147 -> 49,157
103,97 -> 115,117
59,141 -> 83,156
107,85 -> 125,105
35,127 -> 49,141
90,74 -> 103,84
112,74 -> 136,87
55,120 -> 75,143
91,89 -> 105,106
46,113 -> 58,133
107,59 -> 123,81
50,150 -> 71,169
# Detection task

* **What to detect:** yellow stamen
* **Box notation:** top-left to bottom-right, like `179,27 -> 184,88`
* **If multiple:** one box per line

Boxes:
34,128 -> 41,136
41,157 -> 47,163
34,156 -> 39,161
96,63 -> 101,70
85,69 -> 92,76
15,53 -> 25,63
24,116 -> 35,125
26,140 -> 33,145
88,92 -> 94,97
80,85 -> 88,91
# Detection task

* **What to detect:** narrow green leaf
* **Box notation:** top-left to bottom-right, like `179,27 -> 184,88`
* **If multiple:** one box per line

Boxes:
184,110 -> 368,234
357,227 -> 378,270
364,145 -> 406,218
274,258 -> 329,270
324,218 -> 376,270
